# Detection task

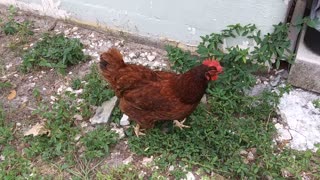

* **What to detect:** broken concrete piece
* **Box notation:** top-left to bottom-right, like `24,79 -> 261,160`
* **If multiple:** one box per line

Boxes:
277,89 -> 320,151
147,55 -> 156,61
246,83 -> 271,96
89,96 -> 118,124
185,172 -> 195,180
110,123 -> 125,139
120,114 -> 130,126
288,25 -> 320,93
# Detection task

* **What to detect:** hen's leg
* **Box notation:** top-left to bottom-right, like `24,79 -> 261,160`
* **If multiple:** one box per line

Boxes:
173,118 -> 190,129
134,124 -> 146,137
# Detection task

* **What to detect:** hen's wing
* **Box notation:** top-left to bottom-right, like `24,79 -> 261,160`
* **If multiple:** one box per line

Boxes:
122,80 -> 176,112
115,67 -> 177,97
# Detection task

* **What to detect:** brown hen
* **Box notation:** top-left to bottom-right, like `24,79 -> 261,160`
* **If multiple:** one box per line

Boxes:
100,48 -> 222,136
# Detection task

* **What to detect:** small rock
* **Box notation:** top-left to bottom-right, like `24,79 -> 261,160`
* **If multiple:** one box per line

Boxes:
140,52 -> 147,57
168,165 -> 175,171
5,63 -> 12,69
246,84 -> 271,96
16,122 -> 21,126
89,96 -> 118,124
240,150 -> 248,156
74,134 -> 81,141
120,114 -> 130,126
71,26 -> 78,32
142,156 -> 153,166
115,40 -> 124,47
128,52 -> 137,59
73,114 -> 83,121
123,155 -> 133,164
247,151 -> 255,161
111,125 -> 125,139
147,55 -> 156,61
80,122 -> 88,128
270,75 -> 281,87
185,172 -> 195,180
201,94 -> 207,104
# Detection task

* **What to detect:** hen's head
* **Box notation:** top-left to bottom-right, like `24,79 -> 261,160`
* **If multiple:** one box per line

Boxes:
202,59 -> 223,81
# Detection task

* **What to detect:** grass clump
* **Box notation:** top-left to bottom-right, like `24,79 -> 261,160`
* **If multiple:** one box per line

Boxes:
24,66 -> 117,168
0,5 -> 33,36
21,33 -> 87,74
72,65 -> 114,106
128,24 -> 320,179
97,164 -> 141,180
81,126 -> 118,159
23,93 -> 82,163
0,5 -> 34,51
0,105 -> 36,179
313,99 -> 320,109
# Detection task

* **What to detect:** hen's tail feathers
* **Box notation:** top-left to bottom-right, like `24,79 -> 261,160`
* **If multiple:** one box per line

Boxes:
99,48 -> 125,71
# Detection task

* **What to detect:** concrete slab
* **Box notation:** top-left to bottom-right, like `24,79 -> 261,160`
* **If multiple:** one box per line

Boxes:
288,25 -> 320,93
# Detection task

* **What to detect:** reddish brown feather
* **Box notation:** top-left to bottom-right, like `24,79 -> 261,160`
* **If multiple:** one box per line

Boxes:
100,48 -> 220,129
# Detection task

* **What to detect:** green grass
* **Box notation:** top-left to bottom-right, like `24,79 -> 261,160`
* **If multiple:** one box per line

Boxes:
72,65 -> 114,106
127,24 -> 320,179
81,126 -> 118,159
24,65 -> 117,166
0,105 -> 37,179
0,5 -> 34,51
21,33 -> 87,74
97,164 -> 141,180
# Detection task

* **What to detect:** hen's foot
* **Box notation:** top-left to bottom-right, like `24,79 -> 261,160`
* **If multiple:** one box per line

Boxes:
173,119 -> 190,130
134,124 -> 146,137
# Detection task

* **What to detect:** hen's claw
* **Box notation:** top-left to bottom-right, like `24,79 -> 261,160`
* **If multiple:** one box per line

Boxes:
173,119 -> 190,129
134,124 -> 146,137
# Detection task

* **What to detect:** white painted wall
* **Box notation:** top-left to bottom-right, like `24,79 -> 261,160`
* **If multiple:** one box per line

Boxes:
1,0 -> 290,46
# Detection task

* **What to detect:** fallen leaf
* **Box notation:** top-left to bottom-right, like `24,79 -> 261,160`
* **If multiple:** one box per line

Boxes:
7,90 -> 17,100
24,123 -> 50,137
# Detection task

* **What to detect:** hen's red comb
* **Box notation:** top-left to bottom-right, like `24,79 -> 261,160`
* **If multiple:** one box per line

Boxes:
202,59 -> 220,67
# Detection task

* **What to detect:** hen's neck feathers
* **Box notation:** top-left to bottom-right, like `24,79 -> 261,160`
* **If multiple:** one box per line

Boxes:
173,65 -> 209,104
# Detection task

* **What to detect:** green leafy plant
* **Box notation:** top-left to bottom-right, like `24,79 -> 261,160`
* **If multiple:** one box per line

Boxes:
73,65 -> 114,106
198,23 -> 294,69
21,33 -> 87,74
294,16 -> 320,31
24,93 -> 83,163
313,99 -> 320,109
0,146 -> 36,179
81,126 -> 118,159
0,5 -> 34,50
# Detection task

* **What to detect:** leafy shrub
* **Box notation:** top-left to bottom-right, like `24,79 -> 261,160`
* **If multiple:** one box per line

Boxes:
21,33 -> 87,74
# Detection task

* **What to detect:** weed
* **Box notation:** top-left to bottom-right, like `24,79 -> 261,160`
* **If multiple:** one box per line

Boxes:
67,157 -> 104,180
81,126 -> 118,159
73,64 -> 114,106
0,105 -> 36,179
197,23 -> 294,69
166,46 -> 198,73
313,99 -> 320,109
24,93 -> 82,163
97,164 -> 141,180
0,5 -> 34,50
21,33 -> 87,74
0,146 -> 36,179
0,104 -> 12,145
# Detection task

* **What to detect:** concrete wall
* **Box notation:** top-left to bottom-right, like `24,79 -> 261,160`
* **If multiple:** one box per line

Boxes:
1,0 -> 290,46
